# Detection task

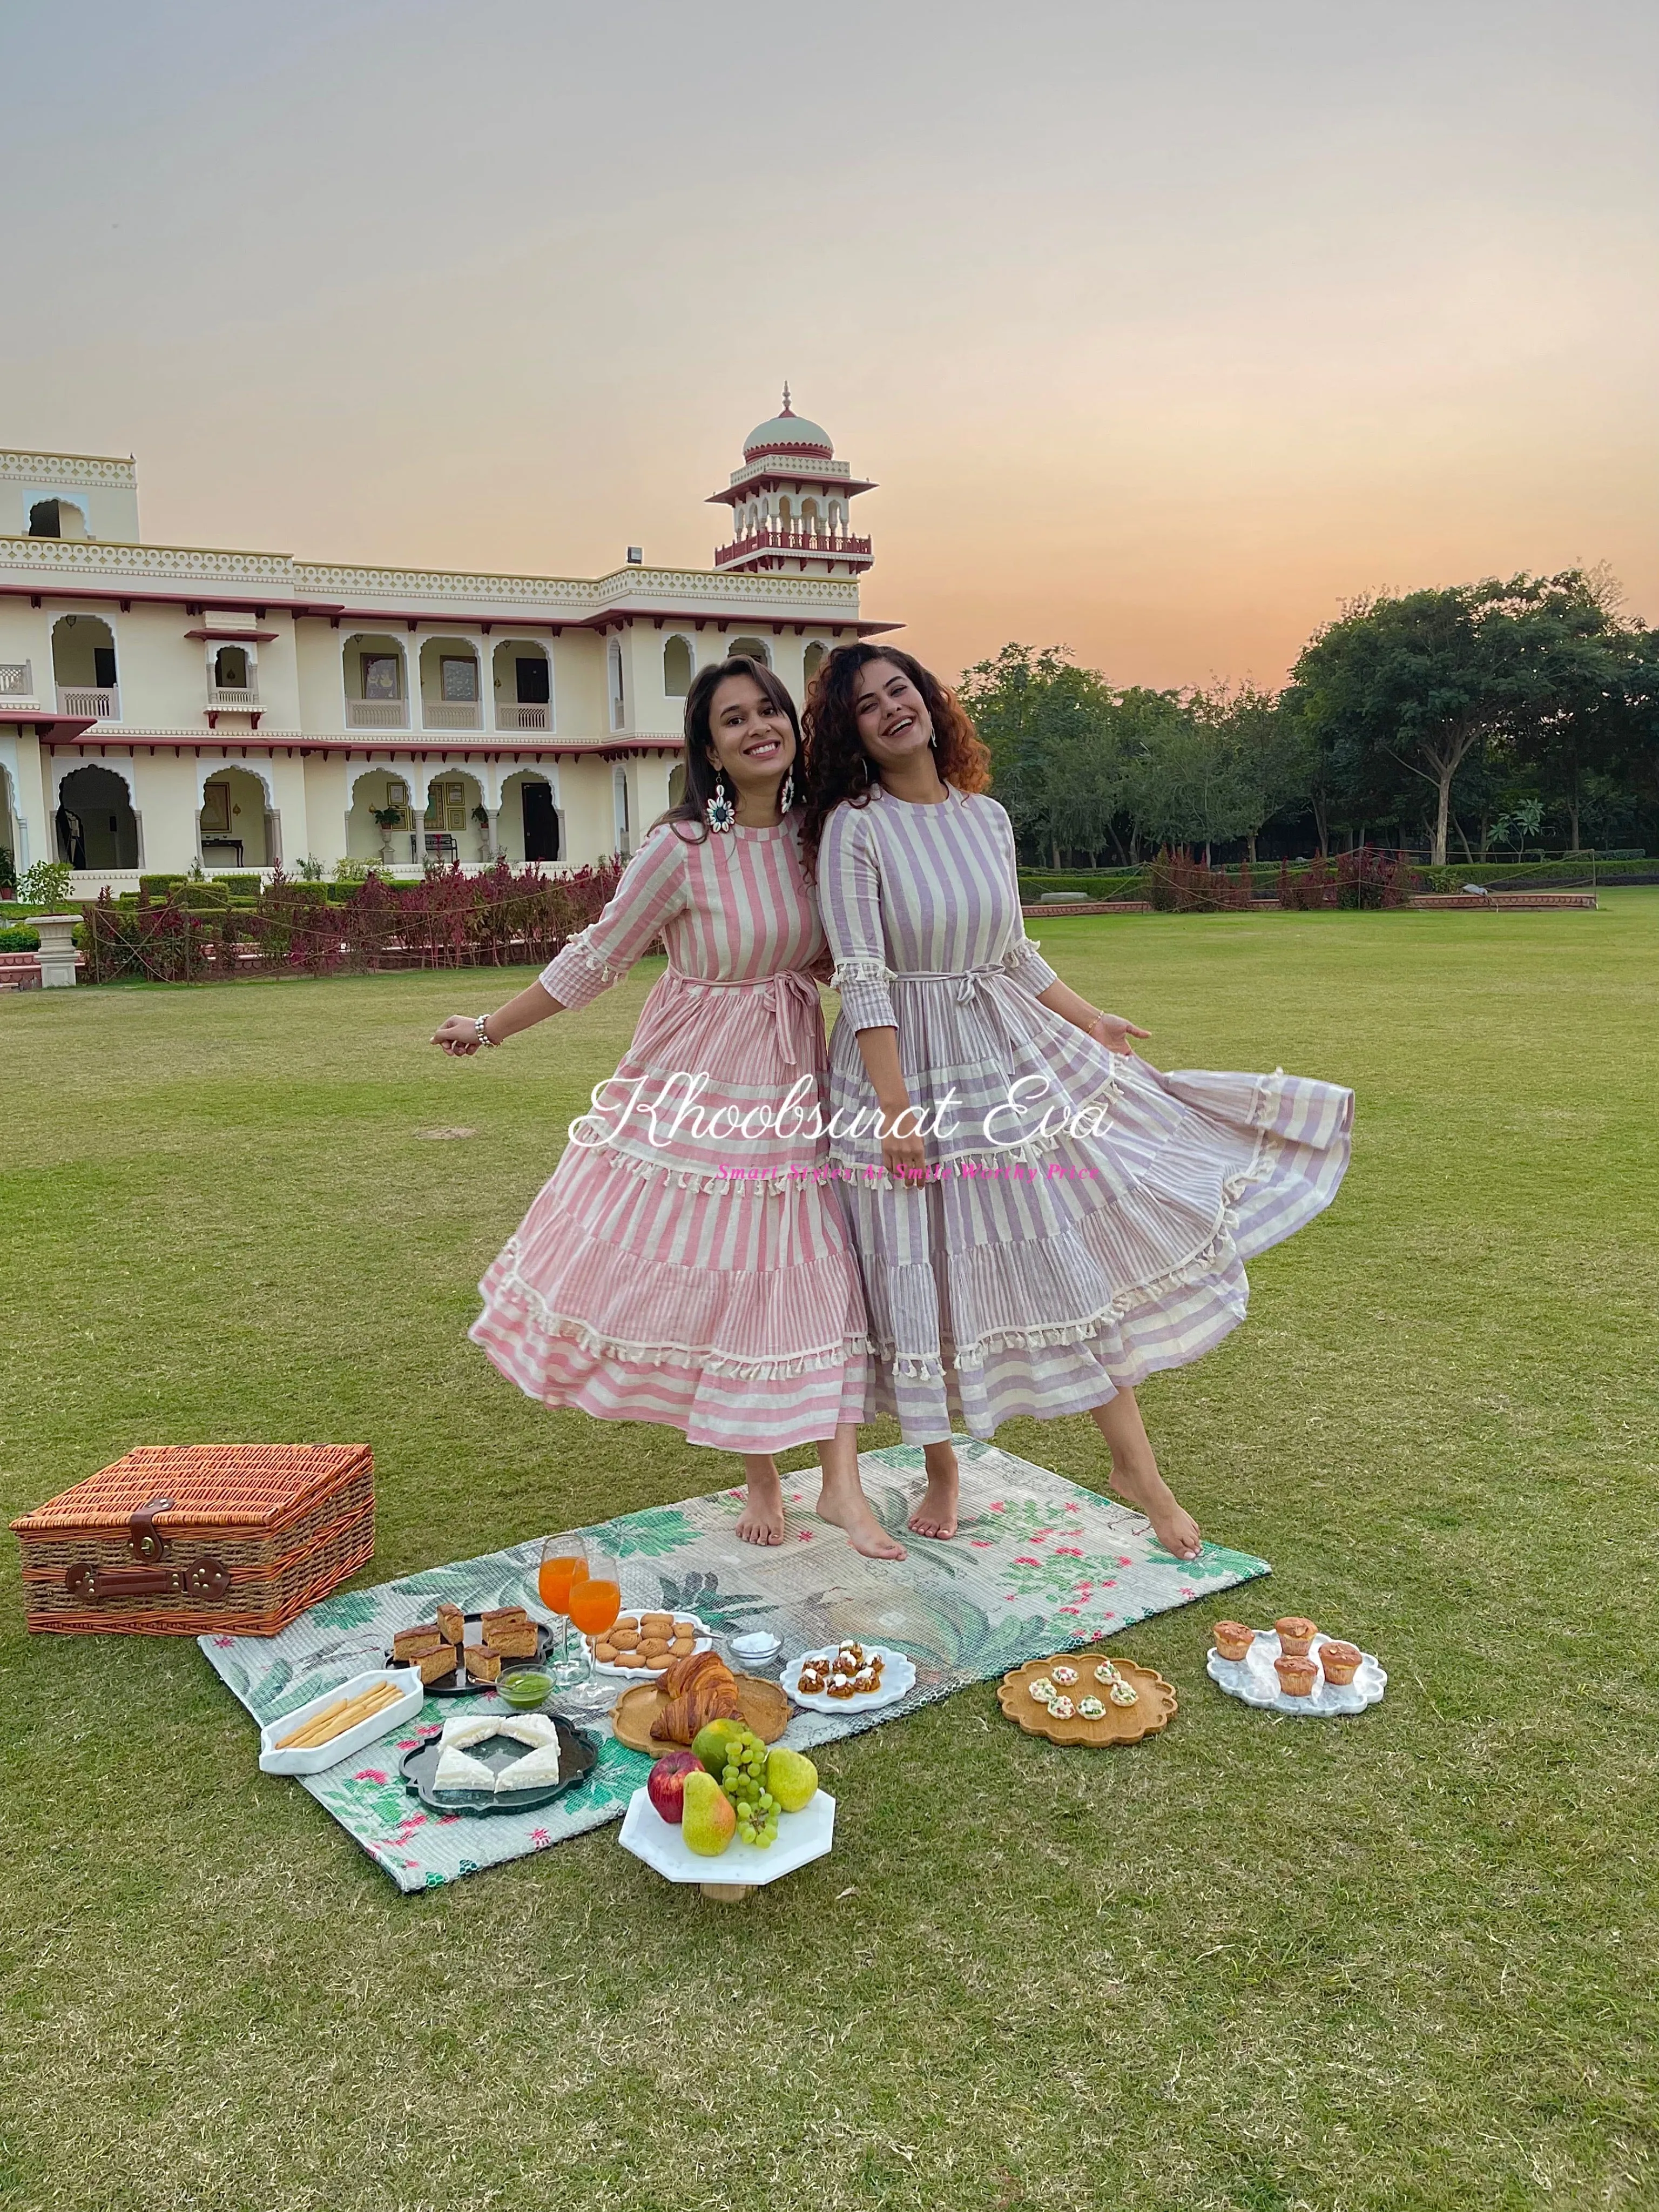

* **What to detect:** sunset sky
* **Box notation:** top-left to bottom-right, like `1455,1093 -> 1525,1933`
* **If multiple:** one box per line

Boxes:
8,0 -> 1655,689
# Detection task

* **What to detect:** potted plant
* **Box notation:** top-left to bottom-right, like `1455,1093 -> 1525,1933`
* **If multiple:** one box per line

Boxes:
370,804 -> 404,864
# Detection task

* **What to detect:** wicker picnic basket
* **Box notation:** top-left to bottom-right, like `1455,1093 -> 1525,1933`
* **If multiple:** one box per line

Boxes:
10,1444 -> 374,1637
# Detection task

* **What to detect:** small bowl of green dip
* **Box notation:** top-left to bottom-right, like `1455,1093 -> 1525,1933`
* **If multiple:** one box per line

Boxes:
500,1669 -> 553,1712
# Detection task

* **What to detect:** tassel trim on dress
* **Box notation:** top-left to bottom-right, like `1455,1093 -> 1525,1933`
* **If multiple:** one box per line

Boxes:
478,1264 -> 872,1380
866,1116 -> 1287,1377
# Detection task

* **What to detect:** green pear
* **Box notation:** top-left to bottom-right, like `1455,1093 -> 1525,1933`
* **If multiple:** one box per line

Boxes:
679,1770 -> 737,1857
765,1747 -> 818,1813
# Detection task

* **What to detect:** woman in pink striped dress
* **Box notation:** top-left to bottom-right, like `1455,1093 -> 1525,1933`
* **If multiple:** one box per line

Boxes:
802,644 -> 1353,1558
432,656 -> 903,1559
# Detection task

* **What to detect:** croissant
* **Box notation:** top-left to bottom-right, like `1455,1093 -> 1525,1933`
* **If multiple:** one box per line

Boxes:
651,1649 -> 741,1744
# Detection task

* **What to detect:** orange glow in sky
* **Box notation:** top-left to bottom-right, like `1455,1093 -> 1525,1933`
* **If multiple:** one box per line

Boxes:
7,2 -> 1655,690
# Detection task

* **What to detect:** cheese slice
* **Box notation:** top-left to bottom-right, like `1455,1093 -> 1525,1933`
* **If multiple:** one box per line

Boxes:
495,1741 -> 562,1790
433,1746 -> 497,1793
439,1715 -> 502,1751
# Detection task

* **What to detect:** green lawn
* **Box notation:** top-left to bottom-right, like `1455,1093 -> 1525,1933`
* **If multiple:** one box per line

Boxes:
2,898 -> 1655,2212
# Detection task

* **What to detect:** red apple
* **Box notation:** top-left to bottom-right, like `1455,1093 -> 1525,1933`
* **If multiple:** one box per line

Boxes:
646,1751 -> 703,1824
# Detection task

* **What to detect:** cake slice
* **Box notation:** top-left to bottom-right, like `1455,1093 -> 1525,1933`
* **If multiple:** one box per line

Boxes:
417,1644 -> 458,1687
462,1643 -> 502,1684
482,1617 -> 539,1658
435,1601 -> 467,1646
392,1624 -> 444,1662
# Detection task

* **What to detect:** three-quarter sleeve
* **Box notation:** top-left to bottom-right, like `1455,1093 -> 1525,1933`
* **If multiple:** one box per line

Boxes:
992,801 -> 1059,998
539,825 -> 690,1010
819,803 -> 898,1032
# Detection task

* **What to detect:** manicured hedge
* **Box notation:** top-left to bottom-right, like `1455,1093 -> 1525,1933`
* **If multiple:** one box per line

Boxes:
0,925 -> 41,951
1416,859 -> 1658,891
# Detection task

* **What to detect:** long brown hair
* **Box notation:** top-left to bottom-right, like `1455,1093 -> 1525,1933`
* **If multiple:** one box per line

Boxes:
653,654 -> 801,842
799,643 -> 992,869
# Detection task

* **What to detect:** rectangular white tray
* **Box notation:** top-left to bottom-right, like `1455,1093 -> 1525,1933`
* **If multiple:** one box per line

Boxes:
258,1668 -> 424,1775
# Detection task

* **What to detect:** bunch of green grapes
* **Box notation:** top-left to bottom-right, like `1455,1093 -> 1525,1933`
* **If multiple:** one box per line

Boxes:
720,1727 -> 780,1847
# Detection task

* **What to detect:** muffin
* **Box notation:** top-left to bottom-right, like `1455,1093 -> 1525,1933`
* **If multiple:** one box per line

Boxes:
1273,1653 -> 1319,1697
1318,1639 -> 1362,1686
1213,1621 -> 1256,1663
1274,1616 -> 1318,1658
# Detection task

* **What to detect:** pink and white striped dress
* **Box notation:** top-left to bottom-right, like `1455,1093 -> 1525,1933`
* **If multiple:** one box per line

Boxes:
471,817 -> 868,1453
819,783 -> 1353,1443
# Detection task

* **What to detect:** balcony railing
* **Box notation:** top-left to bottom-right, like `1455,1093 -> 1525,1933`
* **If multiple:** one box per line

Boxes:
57,684 -> 119,721
207,685 -> 260,711
714,528 -> 873,566
496,702 -> 550,730
422,701 -> 482,731
1,661 -> 33,698
346,700 -> 408,730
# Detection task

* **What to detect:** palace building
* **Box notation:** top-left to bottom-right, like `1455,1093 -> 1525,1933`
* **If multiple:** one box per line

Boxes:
0,393 -> 891,893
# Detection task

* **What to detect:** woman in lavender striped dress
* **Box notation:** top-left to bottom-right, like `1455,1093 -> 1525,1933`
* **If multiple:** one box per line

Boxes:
432,656 -> 903,1559
801,644 -> 1353,1557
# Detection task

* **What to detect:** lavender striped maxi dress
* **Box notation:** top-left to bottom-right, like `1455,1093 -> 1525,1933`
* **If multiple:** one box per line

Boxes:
819,783 -> 1354,1443
470,816 -> 868,1453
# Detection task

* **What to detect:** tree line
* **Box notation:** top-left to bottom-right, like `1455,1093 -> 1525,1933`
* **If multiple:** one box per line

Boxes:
960,570 -> 1659,868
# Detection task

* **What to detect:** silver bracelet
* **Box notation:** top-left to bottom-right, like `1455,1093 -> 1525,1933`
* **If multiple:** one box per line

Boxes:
474,1013 -> 500,1048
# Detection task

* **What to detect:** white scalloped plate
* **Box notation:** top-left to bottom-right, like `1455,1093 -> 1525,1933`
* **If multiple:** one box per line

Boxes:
586,1611 -> 713,1680
1207,1630 -> 1386,1718
784,1644 -> 916,1715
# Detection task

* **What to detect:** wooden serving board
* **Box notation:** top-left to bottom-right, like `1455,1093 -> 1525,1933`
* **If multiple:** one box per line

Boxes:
997,1653 -> 1177,1747
610,1674 -> 791,1755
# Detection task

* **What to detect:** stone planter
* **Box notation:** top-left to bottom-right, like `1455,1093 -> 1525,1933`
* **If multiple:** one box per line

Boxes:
30,915 -> 82,987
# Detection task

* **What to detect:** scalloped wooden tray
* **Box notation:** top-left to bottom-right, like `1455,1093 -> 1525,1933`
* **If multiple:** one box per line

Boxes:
997,1653 -> 1177,1747
610,1674 -> 791,1755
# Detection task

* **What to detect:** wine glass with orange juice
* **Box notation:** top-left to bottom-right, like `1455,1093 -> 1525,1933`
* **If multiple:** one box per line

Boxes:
562,1549 -> 623,1715
538,1540 -> 589,1689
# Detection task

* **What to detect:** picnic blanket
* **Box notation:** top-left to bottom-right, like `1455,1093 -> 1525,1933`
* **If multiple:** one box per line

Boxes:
200,1440 -> 1269,1891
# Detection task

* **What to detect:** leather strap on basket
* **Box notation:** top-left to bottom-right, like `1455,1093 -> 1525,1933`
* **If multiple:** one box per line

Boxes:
129,1496 -> 174,1562
63,1499 -> 231,1603
65,1557 -> 232,1603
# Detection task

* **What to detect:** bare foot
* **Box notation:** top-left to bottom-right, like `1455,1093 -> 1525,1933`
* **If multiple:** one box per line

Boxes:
1088,1387 -> 1203,1561
1110,1460 -> 1203,1561
736,1464 -> 786,1547
817,1480 -> 907,1561
908,1441 -> 960,1538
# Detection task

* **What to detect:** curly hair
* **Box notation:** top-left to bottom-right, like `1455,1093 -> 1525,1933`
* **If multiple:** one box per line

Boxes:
799,643 -> 992,870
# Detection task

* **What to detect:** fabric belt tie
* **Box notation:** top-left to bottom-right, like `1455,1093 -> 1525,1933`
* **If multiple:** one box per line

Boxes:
667,967 -> 820,1065
892,966 -> 1004,1006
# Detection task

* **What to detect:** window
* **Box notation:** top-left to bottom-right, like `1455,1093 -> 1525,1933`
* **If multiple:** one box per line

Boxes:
663,636 -> 692,697
29,497 -> 87,540
440,656 -> 478,703
362,654 -> 400,701
608,640 -> 626,731
214,646 -> 249,689
515,655 -> 550,704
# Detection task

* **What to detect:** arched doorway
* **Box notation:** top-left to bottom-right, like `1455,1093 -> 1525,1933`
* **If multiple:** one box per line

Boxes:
347,769 -> 413,864
728,635 -> 771,667
501,771 -> 559,864
199,766 -> 274,868
802,642 -> 827,685
52,614 -> 119,717
57,763 -> 139,868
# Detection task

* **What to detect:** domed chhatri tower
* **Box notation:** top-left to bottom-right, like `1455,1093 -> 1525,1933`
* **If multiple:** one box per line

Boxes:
709,387 -> 875,578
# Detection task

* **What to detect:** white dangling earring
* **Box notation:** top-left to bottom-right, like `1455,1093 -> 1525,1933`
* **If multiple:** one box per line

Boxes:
779,767 -> 795,815
706,772 -> 736,833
